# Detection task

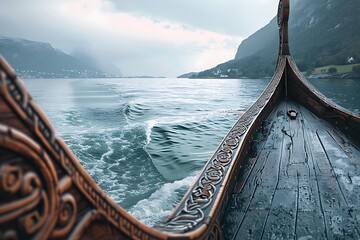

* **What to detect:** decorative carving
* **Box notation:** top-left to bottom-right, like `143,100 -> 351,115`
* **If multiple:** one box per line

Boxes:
157,57 -> 286,233
0,163 -> 54,239
0,130 -> 57,238
0,124 -> 81,239
0,52 -> 286,239
208,220 -> 222,240
0,57 -> 164,239
51,193 -> 77,238
0,165 -> 23,193
68,210 -> 103,239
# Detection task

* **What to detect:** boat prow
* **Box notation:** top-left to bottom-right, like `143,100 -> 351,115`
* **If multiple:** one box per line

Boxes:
0,0 -> 359,239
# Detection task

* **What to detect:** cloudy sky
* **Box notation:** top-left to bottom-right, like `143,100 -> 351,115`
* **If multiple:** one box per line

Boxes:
0,0 -> 279,77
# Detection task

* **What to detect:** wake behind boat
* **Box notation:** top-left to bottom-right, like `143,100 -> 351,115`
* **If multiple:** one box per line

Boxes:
0,0 -> 359,239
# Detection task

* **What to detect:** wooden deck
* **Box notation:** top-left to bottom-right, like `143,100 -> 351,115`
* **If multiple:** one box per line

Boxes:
223,99 -> 360,240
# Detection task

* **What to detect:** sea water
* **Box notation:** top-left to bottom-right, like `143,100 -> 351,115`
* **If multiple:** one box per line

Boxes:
23,77 -> 359,226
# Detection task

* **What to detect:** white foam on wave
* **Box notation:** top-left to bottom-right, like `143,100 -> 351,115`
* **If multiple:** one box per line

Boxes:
100,141 -> 114,162
122,120 -> 157,146
128,175 -> 197,227
145,120 -> 157,145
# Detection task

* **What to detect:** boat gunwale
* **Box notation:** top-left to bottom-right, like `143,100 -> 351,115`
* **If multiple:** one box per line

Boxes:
0,53 -> 288,239
287,55 -> 360,119
0,57 -> 169,239
1,0 -> 360,237
285,56 -> 360,144
156,56 -> 287,236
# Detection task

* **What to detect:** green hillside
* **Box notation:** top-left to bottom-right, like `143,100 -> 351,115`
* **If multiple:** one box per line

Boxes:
314,64 -> 360,74
195,0 -> 360,79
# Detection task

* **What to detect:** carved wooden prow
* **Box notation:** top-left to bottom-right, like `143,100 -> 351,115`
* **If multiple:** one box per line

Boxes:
278,0 -> 290,56
275,0 -> 360,143
275,0 -> 290,95
0,56 -> 168,239
0,1 -> 290,236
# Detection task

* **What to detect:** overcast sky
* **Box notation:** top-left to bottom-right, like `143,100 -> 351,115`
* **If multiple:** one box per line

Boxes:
0,0 -> 279,77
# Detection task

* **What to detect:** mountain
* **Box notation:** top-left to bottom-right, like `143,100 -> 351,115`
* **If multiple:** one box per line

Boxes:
195,0 -> 360,78
0,37 -> 120,78
177,72 -> 198,78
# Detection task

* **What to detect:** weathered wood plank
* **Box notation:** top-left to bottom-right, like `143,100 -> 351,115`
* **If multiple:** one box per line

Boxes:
224,100 -> 360,239
295,104 -> 360,239
261,188 -> 297,240
319,129 -> 360,210
296,211 -> 326,239
222,105 -> 286,239
232,210 -> 268,240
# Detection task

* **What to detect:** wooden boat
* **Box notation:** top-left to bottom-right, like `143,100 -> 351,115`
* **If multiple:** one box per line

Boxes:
0,0 -> 359,239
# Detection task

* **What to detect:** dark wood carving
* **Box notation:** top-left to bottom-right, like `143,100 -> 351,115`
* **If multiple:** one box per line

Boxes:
278,0 -> 290,56
156,56 -> 286,235
0,124 -> 71,239
0,0 -> 359,239
0,57 -> 166,239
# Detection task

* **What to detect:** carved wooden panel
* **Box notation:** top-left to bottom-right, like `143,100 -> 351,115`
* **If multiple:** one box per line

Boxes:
0,124 -> 73,239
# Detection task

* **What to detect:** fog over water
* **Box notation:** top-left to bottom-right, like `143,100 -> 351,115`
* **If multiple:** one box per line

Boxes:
0,0 -> 279,77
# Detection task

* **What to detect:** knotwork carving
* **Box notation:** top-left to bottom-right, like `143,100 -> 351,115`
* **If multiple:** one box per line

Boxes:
0,164 -> 52,239
156,123 -> 243,232
0,124 -> 78,239
157,58 -> 286,234
0,165 -> 22,193
1,57 -> 163,239
51,193 -> 77,238
0,10 -> 290,237
208,220 -> 222,240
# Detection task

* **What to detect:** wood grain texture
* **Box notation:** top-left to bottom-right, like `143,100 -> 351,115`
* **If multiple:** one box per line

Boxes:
223,100 -> 360,239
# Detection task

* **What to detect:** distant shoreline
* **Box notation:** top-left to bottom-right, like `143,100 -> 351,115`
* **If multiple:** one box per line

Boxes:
308,73 -> 360,80
21,76 -> 166,79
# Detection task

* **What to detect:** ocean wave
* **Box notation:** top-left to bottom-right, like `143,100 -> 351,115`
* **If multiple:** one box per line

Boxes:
152,108 -> 242,127
63,122 -> 165,206
146,116 -> 235,181
27,78 -> 274,229
129,175 -> 197,226
122,120 -> 157,147
123,100 -> 152,122
145,120 -> 157,145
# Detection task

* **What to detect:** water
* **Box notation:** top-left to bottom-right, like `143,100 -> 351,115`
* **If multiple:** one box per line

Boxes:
308,78 -> 360,114
22,77 -> 359,226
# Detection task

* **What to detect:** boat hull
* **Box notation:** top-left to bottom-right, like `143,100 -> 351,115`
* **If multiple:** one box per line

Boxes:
0,0 -> 359,238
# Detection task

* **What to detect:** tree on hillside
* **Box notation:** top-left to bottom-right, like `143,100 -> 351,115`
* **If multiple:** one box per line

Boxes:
328,67 -> 338,75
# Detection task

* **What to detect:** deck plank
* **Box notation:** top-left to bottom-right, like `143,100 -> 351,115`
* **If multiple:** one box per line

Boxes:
300,105 -> 360,239
261,101 -> 300,239
223,100 -> 360,239
223,104 -> 286,240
